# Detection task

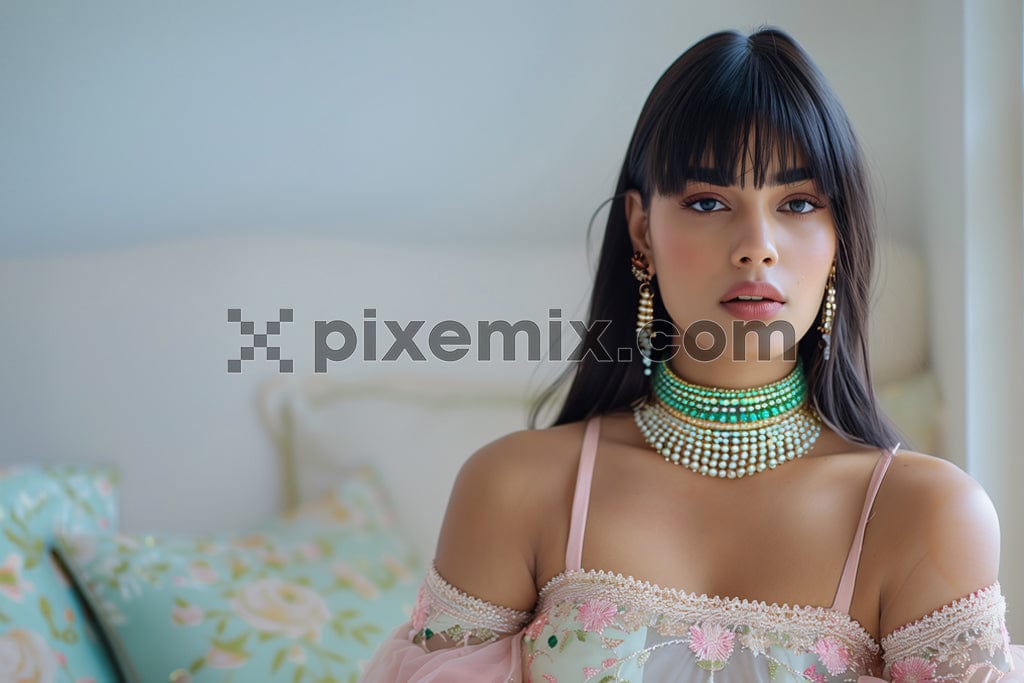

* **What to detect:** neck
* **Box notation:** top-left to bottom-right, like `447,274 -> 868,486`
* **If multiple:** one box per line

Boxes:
665,356 -> 798,390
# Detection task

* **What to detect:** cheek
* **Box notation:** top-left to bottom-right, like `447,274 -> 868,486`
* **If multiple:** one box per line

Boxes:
794,255 -> 835,321
648,230 -> 712,326
650,229 -> 708,277
803,244 -> 836,288
784,227 -> 835,285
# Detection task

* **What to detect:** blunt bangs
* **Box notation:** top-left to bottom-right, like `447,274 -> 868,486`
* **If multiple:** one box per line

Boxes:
635,31 -> 844,201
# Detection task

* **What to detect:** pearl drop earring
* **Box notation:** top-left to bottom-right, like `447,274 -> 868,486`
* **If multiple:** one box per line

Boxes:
630,251 -> 655,376
816,262 -> 837,361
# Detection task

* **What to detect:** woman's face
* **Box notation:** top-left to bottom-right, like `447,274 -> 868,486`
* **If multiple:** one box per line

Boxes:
626,153 -> 837,387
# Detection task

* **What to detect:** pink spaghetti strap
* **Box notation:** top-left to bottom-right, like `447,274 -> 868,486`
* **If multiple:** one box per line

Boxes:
565,415 -> 602,572
831,442 -> 901,614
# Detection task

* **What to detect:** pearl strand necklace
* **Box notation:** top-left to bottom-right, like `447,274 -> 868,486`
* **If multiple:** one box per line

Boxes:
632,361 -> 823,478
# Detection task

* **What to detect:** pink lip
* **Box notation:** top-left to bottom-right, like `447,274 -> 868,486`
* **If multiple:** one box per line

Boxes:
720,300 -> 784,320
721,281 -> 786,303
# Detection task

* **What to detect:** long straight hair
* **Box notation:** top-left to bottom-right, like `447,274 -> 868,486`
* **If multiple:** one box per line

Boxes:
529,27 -> 904,451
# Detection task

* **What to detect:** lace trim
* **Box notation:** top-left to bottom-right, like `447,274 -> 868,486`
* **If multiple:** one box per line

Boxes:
422,560 -> 533,635
537,569 -> 881,661
880,580 -> 1008,667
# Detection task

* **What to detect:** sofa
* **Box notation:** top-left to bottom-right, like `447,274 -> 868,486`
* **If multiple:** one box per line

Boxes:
0,235 -> 943,681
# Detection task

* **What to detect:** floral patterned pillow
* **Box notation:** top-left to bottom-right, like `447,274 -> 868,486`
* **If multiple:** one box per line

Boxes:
0,464 -> 121,683
55,464 -> 422,683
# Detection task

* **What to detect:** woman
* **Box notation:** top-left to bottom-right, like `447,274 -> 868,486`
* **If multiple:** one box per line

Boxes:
360,27 -> 1024,682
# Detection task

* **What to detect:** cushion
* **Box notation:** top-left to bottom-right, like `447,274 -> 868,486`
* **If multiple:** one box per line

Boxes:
0,465 -> 120,683
259,373 -> 545,559
55,464 -> 421,683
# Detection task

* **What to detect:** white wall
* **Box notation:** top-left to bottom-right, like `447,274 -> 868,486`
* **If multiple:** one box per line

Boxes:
0,0 -> 927,260
962,0 -> 1024,638
921,0 -> 1024,637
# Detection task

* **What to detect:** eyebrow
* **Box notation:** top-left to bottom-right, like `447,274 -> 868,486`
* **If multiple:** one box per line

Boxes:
685,166 -> 813,187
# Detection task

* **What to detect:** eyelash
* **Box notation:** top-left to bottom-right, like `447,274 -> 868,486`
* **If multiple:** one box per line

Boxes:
680,195 -> 826,215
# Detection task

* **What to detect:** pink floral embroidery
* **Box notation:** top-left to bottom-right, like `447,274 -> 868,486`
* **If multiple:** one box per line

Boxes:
583,666 -> 601,679
601,657 -> 617,669
811,636 -> 851,674
803,665 -> 827,683
411,585 -> 431,631
890,656 -> 937,682
576,599 -> 618,632
688,621 -> 735,662
524,611 -> 550,640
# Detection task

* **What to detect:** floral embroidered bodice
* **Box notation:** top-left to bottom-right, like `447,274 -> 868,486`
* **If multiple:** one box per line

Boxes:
518,568 -> 1010,682
359,416 -> 1023,682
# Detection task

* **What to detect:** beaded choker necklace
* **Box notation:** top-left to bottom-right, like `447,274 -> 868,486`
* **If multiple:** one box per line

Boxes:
632,359 -> 823,478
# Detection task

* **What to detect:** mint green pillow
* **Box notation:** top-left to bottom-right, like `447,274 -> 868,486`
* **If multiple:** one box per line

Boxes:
0,465 -> 120,683
56,464 -> 422,683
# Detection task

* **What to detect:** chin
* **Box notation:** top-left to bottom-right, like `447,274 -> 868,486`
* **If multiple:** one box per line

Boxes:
728,344 -> 791,364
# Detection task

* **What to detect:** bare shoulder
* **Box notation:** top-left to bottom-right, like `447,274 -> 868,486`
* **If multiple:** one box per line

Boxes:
432,421 -> 589,614
876,448 -> 995,540
877,447 -> 1002,639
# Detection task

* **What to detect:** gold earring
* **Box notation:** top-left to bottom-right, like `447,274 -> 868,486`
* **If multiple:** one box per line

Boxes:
816,262 -> 837,361
630,251 -> 655,376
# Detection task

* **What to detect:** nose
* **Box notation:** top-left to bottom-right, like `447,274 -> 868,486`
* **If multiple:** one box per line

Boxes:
731,213 -> 779,268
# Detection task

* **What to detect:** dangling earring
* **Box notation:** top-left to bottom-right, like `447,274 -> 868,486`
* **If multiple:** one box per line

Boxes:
630,250 -> 655,376
817,262 -> 837,361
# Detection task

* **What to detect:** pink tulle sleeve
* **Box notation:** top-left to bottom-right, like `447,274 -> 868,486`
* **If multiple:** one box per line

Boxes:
358,620 -> 526,682
359,561 -> 534,682
874,581 -> 1024,682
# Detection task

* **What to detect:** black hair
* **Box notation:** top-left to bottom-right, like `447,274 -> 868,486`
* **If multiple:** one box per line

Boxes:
529,27 -> 904,451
